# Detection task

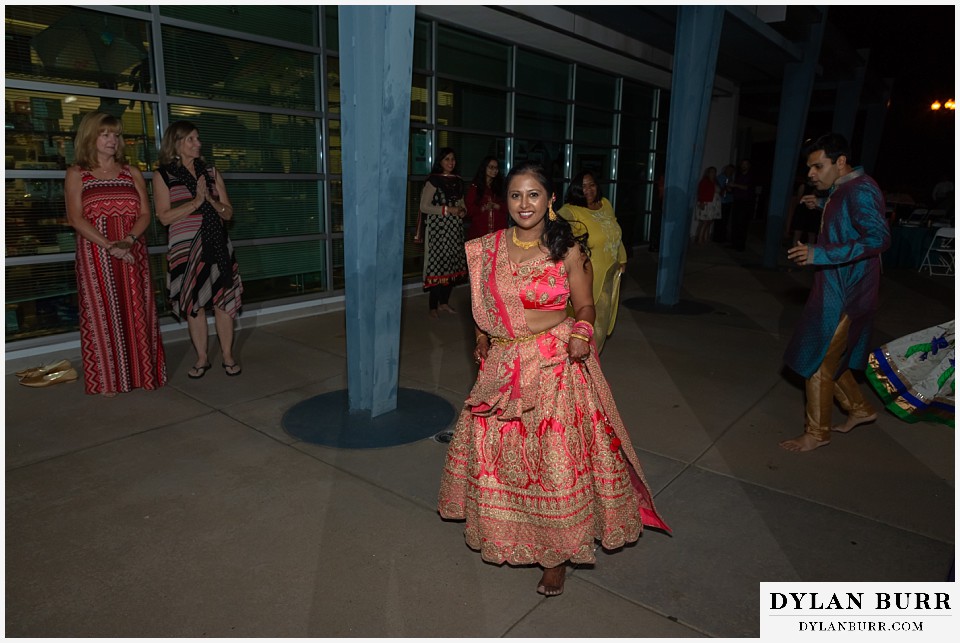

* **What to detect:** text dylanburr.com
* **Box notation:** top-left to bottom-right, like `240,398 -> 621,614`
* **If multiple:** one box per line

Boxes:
760,583 -> 954,640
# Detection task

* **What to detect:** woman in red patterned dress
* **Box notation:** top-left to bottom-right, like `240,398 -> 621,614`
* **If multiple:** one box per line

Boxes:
438,162 -> 668,596
65,112 -> 167,396
153,121 -> 243,378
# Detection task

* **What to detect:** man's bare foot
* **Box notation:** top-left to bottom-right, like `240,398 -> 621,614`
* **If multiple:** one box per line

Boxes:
428,309 -> 440,319
831,412 -> 878,434
438,304 -> 456,314
779,433 -> 830,453
537,565 -> 567,596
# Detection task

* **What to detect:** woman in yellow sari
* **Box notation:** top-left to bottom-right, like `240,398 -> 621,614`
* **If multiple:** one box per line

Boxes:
558,171 -> 626,353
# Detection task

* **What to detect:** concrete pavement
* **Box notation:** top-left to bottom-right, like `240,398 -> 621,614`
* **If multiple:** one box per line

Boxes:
5,239 -> 954,637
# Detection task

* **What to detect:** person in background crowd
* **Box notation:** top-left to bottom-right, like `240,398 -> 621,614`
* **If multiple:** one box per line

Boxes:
694,166 -> 722,245
464,156 -> 506,241
154,121 -> 243,378
64,111 -> 167,396
558,170 -> 627,353
790,176 -> 824,246
419,147 -> 467,318
713,164 -> 735,243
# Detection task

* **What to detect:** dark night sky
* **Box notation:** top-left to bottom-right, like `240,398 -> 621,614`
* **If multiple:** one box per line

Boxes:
827,5 -> 956,199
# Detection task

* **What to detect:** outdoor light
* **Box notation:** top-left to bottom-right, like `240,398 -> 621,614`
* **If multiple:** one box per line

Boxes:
931,101 -> 942,110
945,99 -> 956,110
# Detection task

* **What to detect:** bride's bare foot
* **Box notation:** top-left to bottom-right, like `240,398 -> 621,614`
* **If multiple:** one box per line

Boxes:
537,565 -> 567,596
831,412 -> 878,434
779,433 -> 830,453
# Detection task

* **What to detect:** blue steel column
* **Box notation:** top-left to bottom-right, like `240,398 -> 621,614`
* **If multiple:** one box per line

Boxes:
762,12 -> 827,269
832,57 -> 867,141
860,81 -> 892,175
339,6 -> 415,416
656,6 -> 723,306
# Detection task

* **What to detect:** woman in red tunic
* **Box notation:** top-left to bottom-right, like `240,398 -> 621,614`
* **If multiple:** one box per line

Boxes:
464,156 -> 506,241
64,112 -> 167,396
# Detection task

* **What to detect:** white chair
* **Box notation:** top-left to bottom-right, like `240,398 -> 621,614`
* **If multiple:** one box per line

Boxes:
926,209 -> 949,227
918,227 -> 954,276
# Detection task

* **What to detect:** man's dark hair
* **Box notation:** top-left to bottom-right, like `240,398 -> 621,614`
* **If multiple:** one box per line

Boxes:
807,133 -> 852,164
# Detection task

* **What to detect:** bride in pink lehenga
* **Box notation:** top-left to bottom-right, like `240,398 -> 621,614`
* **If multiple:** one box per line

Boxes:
438,161 -> 669,597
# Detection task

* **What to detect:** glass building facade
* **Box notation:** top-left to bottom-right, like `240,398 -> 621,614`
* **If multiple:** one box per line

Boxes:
5,5 -> 667,343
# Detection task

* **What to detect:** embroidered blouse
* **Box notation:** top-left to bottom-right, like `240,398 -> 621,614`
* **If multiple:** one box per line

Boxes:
514,257 -> 569,311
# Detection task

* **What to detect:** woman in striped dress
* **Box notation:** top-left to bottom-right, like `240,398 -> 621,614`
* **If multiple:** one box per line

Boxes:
153,121 -> 243,378
65,112 -> 167,396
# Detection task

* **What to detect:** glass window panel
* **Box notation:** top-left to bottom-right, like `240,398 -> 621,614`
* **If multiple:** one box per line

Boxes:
7,179 -> 72,259
517,49 -> 569,100
409,129 -> 432,176
228,246 -> 328,298
329,179 -> 343,233
410,73 -> 429,124
5,6 -> 151,92
6,262 -> 80,339
622,81 -> 657,117
168,105 -> 318,173
574,106 -> 613,145
234,240 -> 325,285
436,79 -> 506,131
160,6 -> 317,45
403,180 -> 425,279
515,95 -> 566,141
572,146 -> 615,183
437,25 -> 508,86
327,119 -> 341,175
620,117 -> 655,152
4,256 -> 172,340
6,178 -> 166,256
226,181 -> 323,239
142,182 -> 168,247
162,26 -> 317,111
326,56 -> 340,115
149,253 -> 171,315
513,139 -> 566,195
434,132 -> 505,180
5,90 -> 157,170
413,19 -> 430,70
324,5 -> 339,50
242,271 -> 327,302
575,68 -> 616,109
615,147 -> 653,247
331,238 -> 345,290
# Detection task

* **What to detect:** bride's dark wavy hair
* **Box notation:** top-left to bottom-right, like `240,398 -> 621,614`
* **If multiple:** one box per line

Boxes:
505,161 -> 589,263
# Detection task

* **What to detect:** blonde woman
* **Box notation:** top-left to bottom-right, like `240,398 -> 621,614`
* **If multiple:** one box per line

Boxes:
64,112 -> 167,396
153,121 -> 243,378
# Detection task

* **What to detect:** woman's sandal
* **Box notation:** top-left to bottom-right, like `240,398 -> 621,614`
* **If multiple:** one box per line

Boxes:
187,363 -> 212,379
222,362 -> 242,377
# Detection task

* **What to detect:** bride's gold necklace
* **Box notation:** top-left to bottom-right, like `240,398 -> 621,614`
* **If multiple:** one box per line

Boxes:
511,227 -> 540,250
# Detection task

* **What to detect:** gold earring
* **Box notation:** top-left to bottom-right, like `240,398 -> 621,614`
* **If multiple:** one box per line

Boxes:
548,205 -> 557,221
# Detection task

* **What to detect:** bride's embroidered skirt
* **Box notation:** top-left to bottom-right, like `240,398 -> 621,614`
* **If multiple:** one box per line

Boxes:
438,318 -> 667,568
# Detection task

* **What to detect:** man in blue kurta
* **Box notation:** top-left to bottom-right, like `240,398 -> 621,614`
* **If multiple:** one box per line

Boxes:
780,133 -> 891,452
